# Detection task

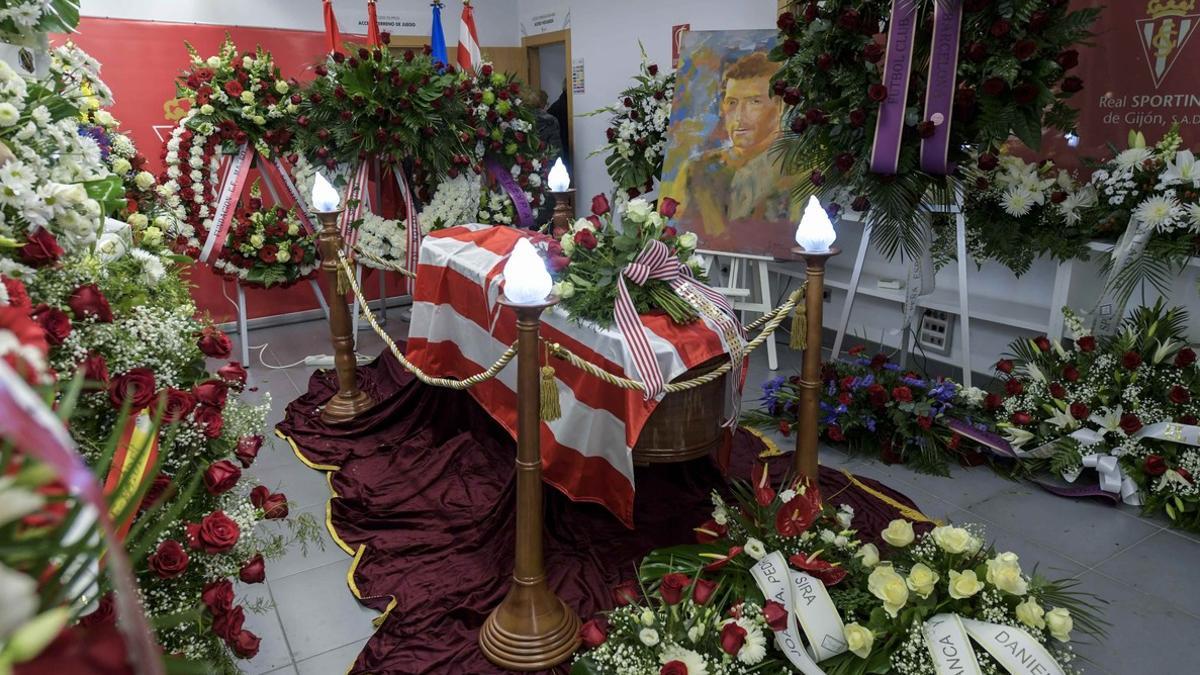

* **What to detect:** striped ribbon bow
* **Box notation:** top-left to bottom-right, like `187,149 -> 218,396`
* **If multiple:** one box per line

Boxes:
615,240 -> 746,423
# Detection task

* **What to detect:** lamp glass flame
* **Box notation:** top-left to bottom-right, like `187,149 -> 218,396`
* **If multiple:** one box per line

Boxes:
547,157 -> 570,192
794,196 -> 836,253
312,173 -> 341,212
502,238 -> 553,304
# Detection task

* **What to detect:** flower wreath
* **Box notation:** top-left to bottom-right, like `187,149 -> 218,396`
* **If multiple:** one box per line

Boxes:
585,48 -> 675,198
158,38 -> 304,268
772,0 -> 1099,258
210,181 -> 318,288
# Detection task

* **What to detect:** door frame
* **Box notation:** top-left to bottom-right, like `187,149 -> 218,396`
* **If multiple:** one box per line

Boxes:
521,29 -> 572,172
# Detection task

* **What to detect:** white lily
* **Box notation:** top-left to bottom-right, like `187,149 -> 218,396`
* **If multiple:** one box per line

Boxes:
1160,150 -> 1200,189
1022,363 -> 1047,384
1152,338 -> 1180,364
1047,406 -> 1080,432
1003,426 -> 1036,448
1053,339 -> 1068,359
1093,407 -> 1124,435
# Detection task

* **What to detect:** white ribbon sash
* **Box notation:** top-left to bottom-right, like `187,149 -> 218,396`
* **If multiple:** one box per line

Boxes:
924,613 -> 983,675
750,552 -> 827,675
1047,421 -> 1200,504
788,566 -> 847,661
959,618 -> 1065,675
1091,219 -> 1154,336
199,143 -> 253,264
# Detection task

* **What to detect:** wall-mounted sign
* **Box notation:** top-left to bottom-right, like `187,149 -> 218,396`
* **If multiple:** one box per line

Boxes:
571,57 -> 585,94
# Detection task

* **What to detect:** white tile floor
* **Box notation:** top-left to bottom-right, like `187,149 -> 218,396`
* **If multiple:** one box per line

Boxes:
233,314 -> 1200,675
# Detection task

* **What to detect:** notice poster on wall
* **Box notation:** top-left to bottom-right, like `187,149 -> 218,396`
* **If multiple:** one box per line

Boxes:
571,58 -> 585,94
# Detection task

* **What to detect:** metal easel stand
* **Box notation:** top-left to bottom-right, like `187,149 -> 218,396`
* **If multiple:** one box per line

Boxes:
698,249 -> 778,371
829,191 -> 975,388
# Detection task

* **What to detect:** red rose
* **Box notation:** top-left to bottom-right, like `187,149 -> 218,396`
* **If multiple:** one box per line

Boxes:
193,510 -> 240,553
193,379 -> 229,408
68,284 -> 114,322
659,197 -> 679,218
109,368 -> 157,411
223,80 -> 244,97
203,460 -> 242,495
827,424 -> 845,442
660,662 -> 687,675
574,229 -> 598,250
1005,379 -> 1024,396
978,153 -> 999,171
1069,402 -> 1090,420
138,475 -> 172,513
193,404 -> 224,439
891,386 -> 913,403
1170,385 -> 1191,405
658,572 -> 690,605
239,553 -> 266,583
1119,413 -> 1142,435
236,435 -> 263,468
154,387 -> 194,424
1061,76 -> 1084,94
231,630 -> 261,659
984,393 -> 1002,410
778,419 -> 791,436
692,578 -> 718,605
1122,351 -> 1143,370
590,193 -> 610,216
1144,454 -> 1167,476
966,42 -> 987,62
612,580 -> 640,606
1077,335 -> 1096,352
1057,49 -> 1080,70
1175,347 -> 1196,368
1180,414 -> 1199,425
990,19 -> 1011,37
148,539 -> 190,578
1011,411 -> 1033,426
720,621 -> 747,655
1062,365 -> 1080,382
31,304 -> 71,345
212,605 -> 245,642
1034,336 -> 1052,352
763,600 -> 788,631
1013,39 -> 1037,61
981,78 -> 1007,96
866,383 -> 889,407
868,84 -> 888,102
548,254 -> 571,272
79,351 -> 109,390
994,358 -> 1015,374
837,391 -> 852,406
917,415 -> 933,430
262,492 -> 289,519
202,579 -> 234,615
579,618 -> 608,649
197,326 -> 232,358
18,227 -> 64,267
862,43 -> 884,63
848,108 -> 867,127
1048,382 -> 1067,399
218,361 -> 248,387
1,275 -> 30,311
78,594 -> 116,628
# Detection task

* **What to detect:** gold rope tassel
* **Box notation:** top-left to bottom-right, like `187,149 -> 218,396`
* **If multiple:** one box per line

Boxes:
539,365 -> 561,422
789,293 -> 807,351
336,266 -> 350,296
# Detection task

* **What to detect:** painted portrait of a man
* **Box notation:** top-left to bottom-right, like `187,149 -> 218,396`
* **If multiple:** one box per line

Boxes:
661,30 -> 800,258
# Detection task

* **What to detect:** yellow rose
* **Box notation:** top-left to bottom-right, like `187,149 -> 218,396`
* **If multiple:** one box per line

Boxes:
111,157 -> 131,175
276,249 -> 290,263
843,622 -> 874,659
128,213 -> 148,229
1015,597 -> 1045,630
1045,607 -> 1073,642
906,563 -> 939,599
985,552 -> 1028,596
142,226 -> 163,246
947,569 -> 983,599
930,525 -> 974,554
240,90 -> 255,105
881,519 -> 914,548
287,222 -> 300,236
249,234 -> 264,248
275,80 -> 289,94
867,566 -> 909,617
855,543 -> 880,568
134,171 -> 156,191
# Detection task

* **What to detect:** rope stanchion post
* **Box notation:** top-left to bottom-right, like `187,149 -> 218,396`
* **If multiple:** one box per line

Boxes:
791,246 -> 840,484
315,208 -> 375,423
549,188 -> 574,236
480,295 -> 580,671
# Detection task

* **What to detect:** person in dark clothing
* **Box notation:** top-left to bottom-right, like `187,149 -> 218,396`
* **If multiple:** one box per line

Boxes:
547,83 -> 570,172
528,89 -> 563,227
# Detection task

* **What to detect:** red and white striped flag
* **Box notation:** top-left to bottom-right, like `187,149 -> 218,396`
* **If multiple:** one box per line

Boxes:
405,226 -> 741,526
457,0 -> 481,74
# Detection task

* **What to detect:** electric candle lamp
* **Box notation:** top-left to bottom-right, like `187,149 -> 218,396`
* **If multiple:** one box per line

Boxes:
312,173 -> 341,212
503,238 -> 553,304
547,157 -> 571,192
794,196 -> 837,253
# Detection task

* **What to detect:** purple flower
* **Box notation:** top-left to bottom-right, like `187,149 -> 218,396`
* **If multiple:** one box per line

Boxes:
865,417 -> 877,432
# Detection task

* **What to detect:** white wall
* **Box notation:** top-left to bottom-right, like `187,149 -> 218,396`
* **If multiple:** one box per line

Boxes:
80,0 -> 521,47
538,42 -> 566,103
565,0 -> 779,203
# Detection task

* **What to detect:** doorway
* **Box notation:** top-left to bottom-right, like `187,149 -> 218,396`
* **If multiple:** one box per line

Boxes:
522,29 -> 572,175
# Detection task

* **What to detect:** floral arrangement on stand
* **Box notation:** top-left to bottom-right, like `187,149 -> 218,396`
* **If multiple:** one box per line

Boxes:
585,48 -> 675,201
986,302 -> 1200,532
574,468 -> 1103,674
957,152 -> 1095,275
158,37 -> 299,258
546,194 -> 702,327
743,348 -> 990,475
0,0 -> 78,38
1078,127 -> 1200,302
210,183 -> 318,287
771,1 -> 1098,258
418,173 -> 481,232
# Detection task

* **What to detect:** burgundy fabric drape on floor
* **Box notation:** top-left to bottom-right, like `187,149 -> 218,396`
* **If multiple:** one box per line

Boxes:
277,354 -> 931,674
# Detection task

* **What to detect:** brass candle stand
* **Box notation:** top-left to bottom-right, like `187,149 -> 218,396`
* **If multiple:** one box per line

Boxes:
549,189 -> 575,237
314,209 -> 375,424
479,295 -> 580,671
791,245 -> 841,482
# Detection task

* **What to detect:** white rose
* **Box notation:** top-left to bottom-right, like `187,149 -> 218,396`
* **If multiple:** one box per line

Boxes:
1015,597 -> 1045,630
906,563 -> 938,599
249,234 -> 264,248
200,104 -> 214,115
947,570 -> 984,600
867,566 -> 909,617
678,231 -> 698,249
881,519 -> 915,548
640,608 -> 656,626
240,90 -> 255,105
843,623 -> 874,659
985,552 -> 1028,596
142,226 -> 163,247
1045,607 -> 1073,642
275,249 -> 290,263
638,627 -> 660,646
744,537 -> 766,561
134,171 -> 155,191
111,157 -> 131,175
287,222 -> 299,236
275,80 -> 289,94
855,543 -> 880,568
95,110 -> 116,127
551,280 -> 575,299
127,213 -> 148,229
559,232 -> 575,255
930,525 -> 974,554
206,56 -> 221,68
571,217 -> 595,233
625,198 -> 652,223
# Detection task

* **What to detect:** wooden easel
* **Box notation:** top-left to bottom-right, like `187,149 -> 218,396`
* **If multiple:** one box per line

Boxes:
698,249 -> 779,370
829,191 -> 975,387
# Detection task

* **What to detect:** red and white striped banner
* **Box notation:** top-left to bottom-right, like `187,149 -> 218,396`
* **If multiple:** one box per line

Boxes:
405,226 -> 740,526
338,160 -> 371,250
457,2 -> 481,74
262,155 -> 316,234
198,143 -> 253,264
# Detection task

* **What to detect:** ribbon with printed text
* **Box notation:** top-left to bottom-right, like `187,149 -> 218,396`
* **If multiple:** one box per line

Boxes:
198,143 -> 253,264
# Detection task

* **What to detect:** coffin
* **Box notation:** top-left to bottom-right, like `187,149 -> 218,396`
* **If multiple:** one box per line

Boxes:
632,356 -> 727,465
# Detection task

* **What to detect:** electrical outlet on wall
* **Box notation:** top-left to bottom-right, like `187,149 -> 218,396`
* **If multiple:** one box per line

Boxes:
917,309 -> 954,355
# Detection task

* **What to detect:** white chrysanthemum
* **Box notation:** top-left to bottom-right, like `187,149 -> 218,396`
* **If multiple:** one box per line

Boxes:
659,644 -> 708,675
1186,203 -> 1200,232
1133,194 -> 1183,232
734,617 -> 767,665
1058,186 -> 1097,226
1115,147 -> 1152,171
1001,187 -> 1034,217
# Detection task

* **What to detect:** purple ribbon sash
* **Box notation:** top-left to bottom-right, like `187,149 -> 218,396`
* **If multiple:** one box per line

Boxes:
485,159 -> 534,228
919,0 -> 964,174
869,0 -> 919,175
